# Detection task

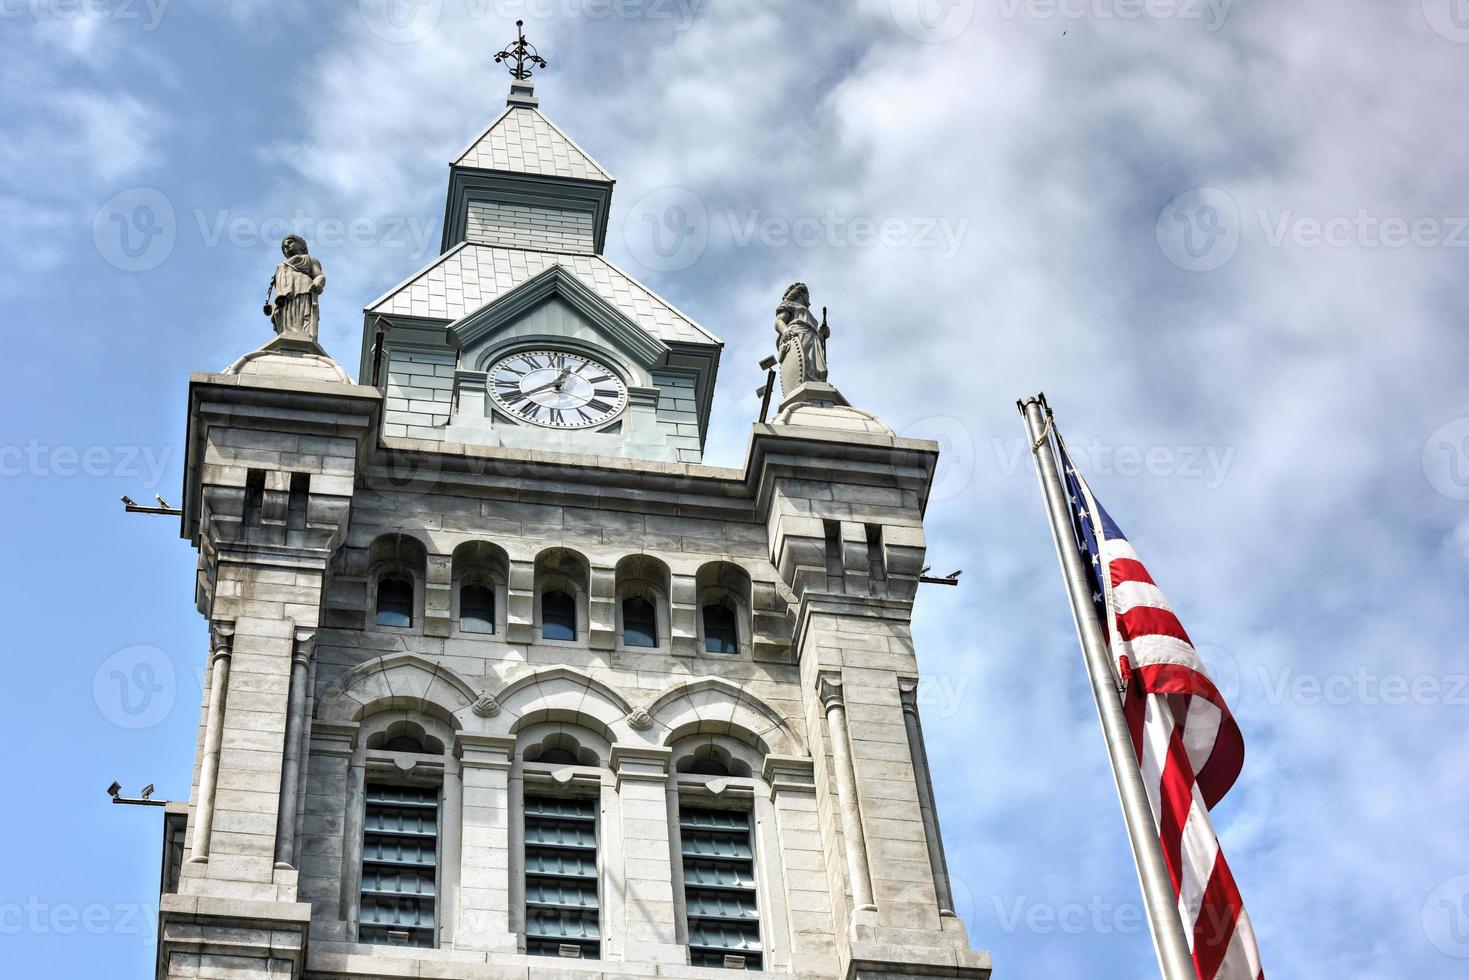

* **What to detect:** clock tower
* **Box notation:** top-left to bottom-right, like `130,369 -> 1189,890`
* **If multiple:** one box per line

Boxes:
154,47 -> 991,980
359,76 -> 719,463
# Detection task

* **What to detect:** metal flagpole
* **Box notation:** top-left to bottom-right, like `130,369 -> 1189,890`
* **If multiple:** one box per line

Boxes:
1018,393 -> 1198,980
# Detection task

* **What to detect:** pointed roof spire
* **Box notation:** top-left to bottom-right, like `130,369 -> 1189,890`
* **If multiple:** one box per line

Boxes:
451,103 -> 611,182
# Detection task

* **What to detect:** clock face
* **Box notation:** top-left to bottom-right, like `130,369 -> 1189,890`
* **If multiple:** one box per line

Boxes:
488,349 -> 628,429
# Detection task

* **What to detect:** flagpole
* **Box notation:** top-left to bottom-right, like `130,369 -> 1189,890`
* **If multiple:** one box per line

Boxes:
1018,393 -> 1198,980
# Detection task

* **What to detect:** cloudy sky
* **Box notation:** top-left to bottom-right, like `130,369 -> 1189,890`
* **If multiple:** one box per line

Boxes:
4,1 -> 1468,977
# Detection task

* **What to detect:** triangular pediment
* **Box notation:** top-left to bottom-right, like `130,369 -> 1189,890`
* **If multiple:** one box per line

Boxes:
448,264 -> 670,368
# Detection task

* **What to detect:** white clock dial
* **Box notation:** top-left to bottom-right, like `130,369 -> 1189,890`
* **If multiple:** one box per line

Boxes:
488,350 -> 628,429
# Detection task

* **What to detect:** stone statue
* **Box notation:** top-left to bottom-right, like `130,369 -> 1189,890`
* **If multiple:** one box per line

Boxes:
773,281 -> 829,395
263,235 -> 325,339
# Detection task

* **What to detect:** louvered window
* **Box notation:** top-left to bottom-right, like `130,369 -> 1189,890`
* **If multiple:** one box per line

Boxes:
524,795 -> 600,958
680,806 -> 761,969
359,784 -> 438,947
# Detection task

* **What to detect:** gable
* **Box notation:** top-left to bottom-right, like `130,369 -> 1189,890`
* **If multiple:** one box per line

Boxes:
450,264 -> 668,373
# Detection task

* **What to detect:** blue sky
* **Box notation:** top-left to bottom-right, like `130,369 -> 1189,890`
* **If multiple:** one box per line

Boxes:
4,1 -> 1469,977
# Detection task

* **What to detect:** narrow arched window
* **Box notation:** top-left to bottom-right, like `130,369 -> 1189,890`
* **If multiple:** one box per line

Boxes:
542,590 -> 577,641
376,575 -> 414,628
460,583 -> 496,634
701,603 -> 738,654
622,597 -> 658,648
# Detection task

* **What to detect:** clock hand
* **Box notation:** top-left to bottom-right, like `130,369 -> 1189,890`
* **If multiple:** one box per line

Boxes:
518,368 -> 573,399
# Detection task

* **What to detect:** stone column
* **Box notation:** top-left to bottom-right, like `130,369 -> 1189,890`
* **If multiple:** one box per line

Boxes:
819,672 -> 876,915
439,755 -> 463,946
189,620 -> 233,863
764,755 -> 839,974
609,745 -> 684,964
900,679 -> 955,916
340,745 -> 366,935
298,721 -> 355,939
273,628 -> 314,869
455,733 -> 518,952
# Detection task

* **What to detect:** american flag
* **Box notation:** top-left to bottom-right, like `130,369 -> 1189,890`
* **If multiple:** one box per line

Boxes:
1060,438 -> 1265,980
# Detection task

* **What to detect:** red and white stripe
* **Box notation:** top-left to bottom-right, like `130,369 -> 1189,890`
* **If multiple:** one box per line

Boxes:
1077,477 -> 1265,980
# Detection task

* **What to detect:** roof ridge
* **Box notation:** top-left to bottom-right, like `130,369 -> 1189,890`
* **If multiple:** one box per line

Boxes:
595,254 -> 720,346
365,240 -> 471,312
449,105 -> 515,167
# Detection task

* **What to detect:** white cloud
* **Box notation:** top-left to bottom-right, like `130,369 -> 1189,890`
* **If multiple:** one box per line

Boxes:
250,3 -> 1469,974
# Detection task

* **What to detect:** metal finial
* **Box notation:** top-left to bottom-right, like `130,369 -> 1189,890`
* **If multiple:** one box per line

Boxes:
494,20 -> 547,80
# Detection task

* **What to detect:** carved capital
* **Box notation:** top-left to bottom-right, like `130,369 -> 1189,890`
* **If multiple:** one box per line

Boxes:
898,677 -> 920,716
471,693 -> 502,718
291,627 -> 316,666
818,671 -> 844,711
626,706 -> 654,731
209,620 -> 235,660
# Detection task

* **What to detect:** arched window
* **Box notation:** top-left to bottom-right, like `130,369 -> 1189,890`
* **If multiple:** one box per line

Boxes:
368,533 -> 426,631
382,734 -> 426,753
460,583 -> 496,634
542,590 -> 577,641
376,576 -> 414,628
622,597 -> 658,648
701,603 -> 738,654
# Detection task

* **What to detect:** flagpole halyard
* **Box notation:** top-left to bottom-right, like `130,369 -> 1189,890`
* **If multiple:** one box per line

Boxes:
1018,393 -> 1198,980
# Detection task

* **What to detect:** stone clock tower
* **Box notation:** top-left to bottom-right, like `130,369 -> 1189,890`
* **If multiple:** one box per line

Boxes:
153,55 -> 992,980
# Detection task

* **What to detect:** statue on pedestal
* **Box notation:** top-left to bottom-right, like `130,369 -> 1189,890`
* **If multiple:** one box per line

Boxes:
263,235 -> 325,340
773,282 -> 829,395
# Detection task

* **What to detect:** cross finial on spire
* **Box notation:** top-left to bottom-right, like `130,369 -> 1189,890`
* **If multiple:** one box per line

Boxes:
495,20 -> 547,81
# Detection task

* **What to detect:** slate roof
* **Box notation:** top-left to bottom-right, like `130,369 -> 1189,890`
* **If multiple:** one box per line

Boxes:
453,105 -> 612,183
367,244 -> 719,346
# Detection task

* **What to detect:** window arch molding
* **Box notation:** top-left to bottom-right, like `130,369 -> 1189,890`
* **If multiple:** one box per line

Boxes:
648,676 -> 803,760
367,533 -> 429,631
317,653 -> 477,727
451,540 -> 510,636
534,547 -> 591,643
615,554 -> 671,651
694,561 -> 753,657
